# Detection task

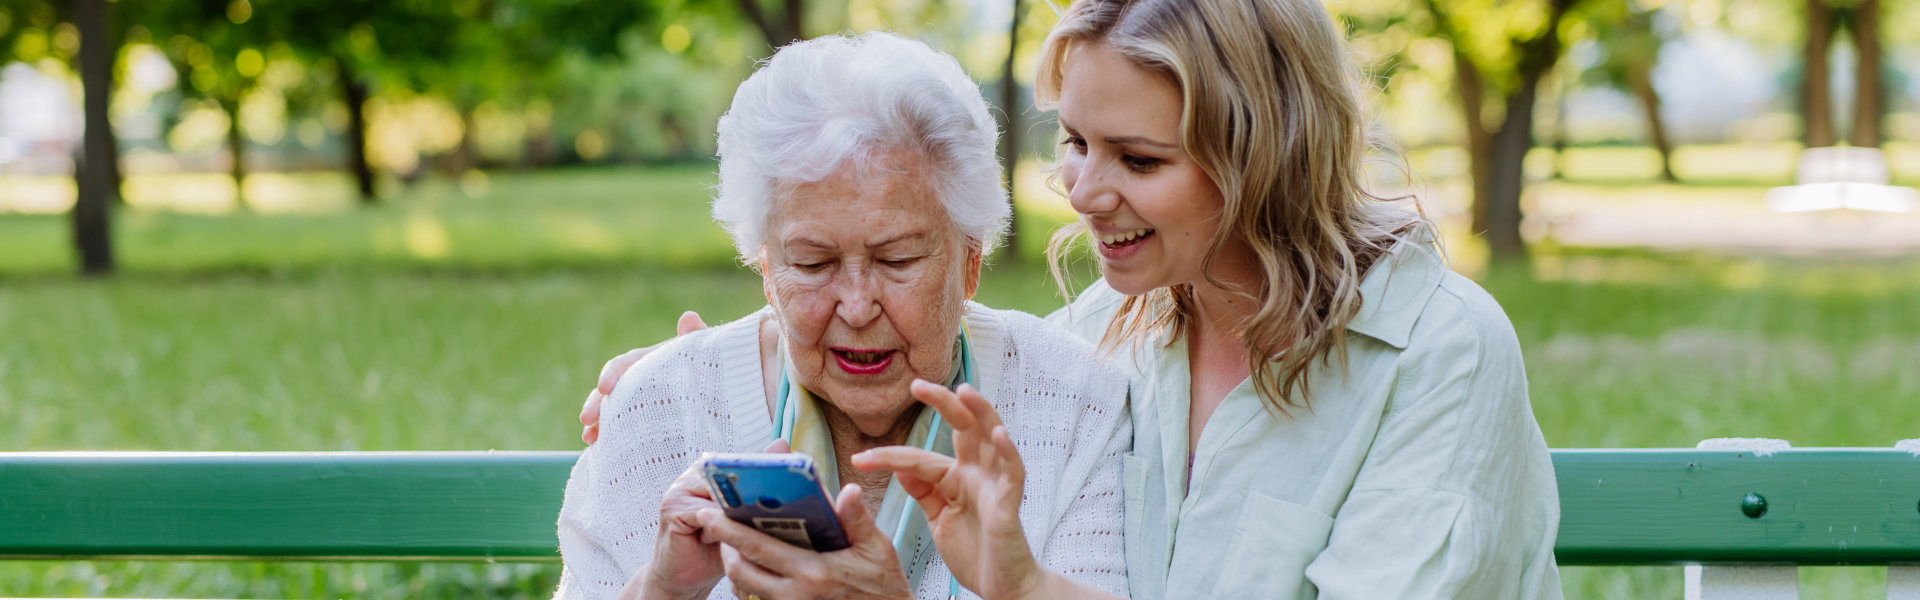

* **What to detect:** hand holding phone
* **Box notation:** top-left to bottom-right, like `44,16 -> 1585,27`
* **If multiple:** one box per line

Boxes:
700,452 -> 852,552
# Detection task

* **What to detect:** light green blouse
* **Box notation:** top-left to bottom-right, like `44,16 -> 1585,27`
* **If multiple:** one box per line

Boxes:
1047,238 -> 1563,600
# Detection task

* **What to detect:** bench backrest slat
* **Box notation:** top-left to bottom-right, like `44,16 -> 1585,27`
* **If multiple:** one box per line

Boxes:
3,449 -> 1917,565
1554,449 -> 1920,565
0,452 -> 577,561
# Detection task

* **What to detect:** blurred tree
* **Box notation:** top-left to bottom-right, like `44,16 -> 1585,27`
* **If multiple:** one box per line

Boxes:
999,0 -> 1023,254
74,0 -> 116,274
242,0 -> 466,202
1805,0 -> 1834,147
2,0 -> 121,272
734,0 -> 807,48
131,0 -> 272,208
1585,3 -> 1677,182
1844,0 -> 1881,148
1804,0 -> 1884,148
1421,0 -> 1584,261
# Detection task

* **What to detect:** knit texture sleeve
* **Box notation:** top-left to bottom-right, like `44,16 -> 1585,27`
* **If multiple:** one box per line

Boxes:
979,307 -> 1132,596
554,316 -> 767,600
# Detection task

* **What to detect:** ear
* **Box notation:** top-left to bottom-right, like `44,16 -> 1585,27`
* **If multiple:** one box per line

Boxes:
757,250 -> 774,305
962,246 -> 983,300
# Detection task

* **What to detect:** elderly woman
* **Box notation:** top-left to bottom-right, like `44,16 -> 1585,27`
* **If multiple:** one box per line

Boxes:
554,33 -> 1131,600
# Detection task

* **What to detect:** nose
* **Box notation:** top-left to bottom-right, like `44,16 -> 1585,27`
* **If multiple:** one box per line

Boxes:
1065,153 -> 1120,216
833,262 -> 882,328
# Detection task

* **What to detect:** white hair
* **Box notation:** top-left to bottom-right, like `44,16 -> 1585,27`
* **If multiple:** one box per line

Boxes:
712,32 -> 1009,262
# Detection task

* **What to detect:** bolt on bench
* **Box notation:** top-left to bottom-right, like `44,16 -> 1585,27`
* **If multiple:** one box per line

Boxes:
4,442 -> 1918,599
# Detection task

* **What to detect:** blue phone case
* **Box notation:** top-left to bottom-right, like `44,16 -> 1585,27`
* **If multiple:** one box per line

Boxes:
700,452 -> 852,552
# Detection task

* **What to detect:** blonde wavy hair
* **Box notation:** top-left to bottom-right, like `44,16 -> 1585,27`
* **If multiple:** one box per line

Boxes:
1037,0 -> 1430,413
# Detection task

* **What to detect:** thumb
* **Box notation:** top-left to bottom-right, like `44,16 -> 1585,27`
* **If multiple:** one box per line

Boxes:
676,311 -> 709,335
834,483 -> 886,546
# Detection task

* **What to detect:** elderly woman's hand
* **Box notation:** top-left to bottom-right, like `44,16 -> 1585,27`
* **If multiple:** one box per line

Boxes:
627,438 -> 788,600
582,311 -> 708,444
695,483 -> 912,600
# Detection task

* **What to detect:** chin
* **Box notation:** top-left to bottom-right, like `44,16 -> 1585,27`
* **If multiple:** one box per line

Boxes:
820,380 -> 912,415
1099,266 -> 1157,296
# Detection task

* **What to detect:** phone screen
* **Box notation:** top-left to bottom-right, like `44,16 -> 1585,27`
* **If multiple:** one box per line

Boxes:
700,452 -> 852,552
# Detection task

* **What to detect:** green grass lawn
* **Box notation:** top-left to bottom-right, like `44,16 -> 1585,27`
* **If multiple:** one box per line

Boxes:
3,164 -> 1916,597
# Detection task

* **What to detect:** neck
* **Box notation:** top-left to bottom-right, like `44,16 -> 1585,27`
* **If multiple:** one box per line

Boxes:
1186,244 -> 1264,357
819,400 -> 921,510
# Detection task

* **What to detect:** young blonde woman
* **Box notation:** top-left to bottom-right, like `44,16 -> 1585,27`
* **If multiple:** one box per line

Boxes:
582,0 -> 1563,598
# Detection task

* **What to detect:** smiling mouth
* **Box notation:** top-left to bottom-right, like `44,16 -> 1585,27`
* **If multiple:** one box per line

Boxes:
1097,227 -> 1154,249
832,348 -> 896,375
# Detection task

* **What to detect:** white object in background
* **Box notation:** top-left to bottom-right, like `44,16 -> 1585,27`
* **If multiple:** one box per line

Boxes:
1685,439 -> 1798,600
1697,437 -> 1793,455
1896,439 -> 1920,456
1769,147 -> 1917,214
1890,441 -> 1920,599
1685,565 -> 1799,600
1796,147 -> 1892,185
1890,565 -> 1920,600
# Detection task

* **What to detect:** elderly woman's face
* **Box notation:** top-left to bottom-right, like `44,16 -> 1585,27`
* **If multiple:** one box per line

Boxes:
762,149 -> 982,435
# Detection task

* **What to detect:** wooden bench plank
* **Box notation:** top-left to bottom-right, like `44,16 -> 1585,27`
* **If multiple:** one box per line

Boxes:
4,449 -> 1918,565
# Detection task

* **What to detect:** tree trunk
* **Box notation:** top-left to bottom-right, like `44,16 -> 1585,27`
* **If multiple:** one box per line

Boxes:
1551,69 -> 1570,181
73,0 -> 116,275
1484,82 -> 1541,262
455,104 -> 478,174
735,0 -> 805,49
224,97 -> 248,210
1452,52 -> 1493,237
1847,0 -> 1881,148
1804,0 -> 1835,148
999,0 -> 1023,258
340,62 -> 376,202
1627,61 -> 1678,182
1427,0 -> 1573,262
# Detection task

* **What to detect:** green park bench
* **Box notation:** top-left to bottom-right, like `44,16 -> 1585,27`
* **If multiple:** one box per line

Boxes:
4,444 -> 1919,599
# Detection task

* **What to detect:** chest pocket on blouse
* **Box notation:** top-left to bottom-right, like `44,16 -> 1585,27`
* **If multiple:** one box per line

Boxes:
1207,491 -> 1334,600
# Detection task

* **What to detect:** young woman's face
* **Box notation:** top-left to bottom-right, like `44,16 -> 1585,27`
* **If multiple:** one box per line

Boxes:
1056,42 -> 1226,296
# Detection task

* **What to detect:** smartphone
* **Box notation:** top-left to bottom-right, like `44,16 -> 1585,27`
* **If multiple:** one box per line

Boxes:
699,452 -> 852,552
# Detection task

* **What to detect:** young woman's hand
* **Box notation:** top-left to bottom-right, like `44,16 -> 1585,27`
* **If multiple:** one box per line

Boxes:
582,311 -> 707,444
852,381 -> 1042,600
854,381 -> 1125,600
696,482 -> 913,600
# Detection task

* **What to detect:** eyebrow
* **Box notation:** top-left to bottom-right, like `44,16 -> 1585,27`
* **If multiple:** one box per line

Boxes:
869,231 -> 927,248
782,231 -> 926,250
1057,118 -> 1178,150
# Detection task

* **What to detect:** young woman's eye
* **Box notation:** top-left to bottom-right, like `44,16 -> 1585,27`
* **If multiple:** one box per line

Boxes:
1061,136 -> 1088,153
1123,154 -> 1162,172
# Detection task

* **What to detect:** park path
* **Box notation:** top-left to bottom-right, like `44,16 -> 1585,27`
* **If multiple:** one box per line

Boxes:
1414,180 -> 1920,256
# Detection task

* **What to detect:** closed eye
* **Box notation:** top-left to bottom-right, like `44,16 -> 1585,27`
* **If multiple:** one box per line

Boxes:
1123,154 -> 1162,172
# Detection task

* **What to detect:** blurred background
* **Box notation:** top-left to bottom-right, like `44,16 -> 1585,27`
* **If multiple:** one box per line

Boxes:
2,0 -> 1918,596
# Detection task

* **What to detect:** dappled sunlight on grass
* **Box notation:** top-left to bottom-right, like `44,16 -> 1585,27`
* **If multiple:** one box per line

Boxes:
403,213 -> 452,259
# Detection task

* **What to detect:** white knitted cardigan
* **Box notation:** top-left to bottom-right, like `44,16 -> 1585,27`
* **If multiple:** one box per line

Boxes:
555,302 -> 1131,599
